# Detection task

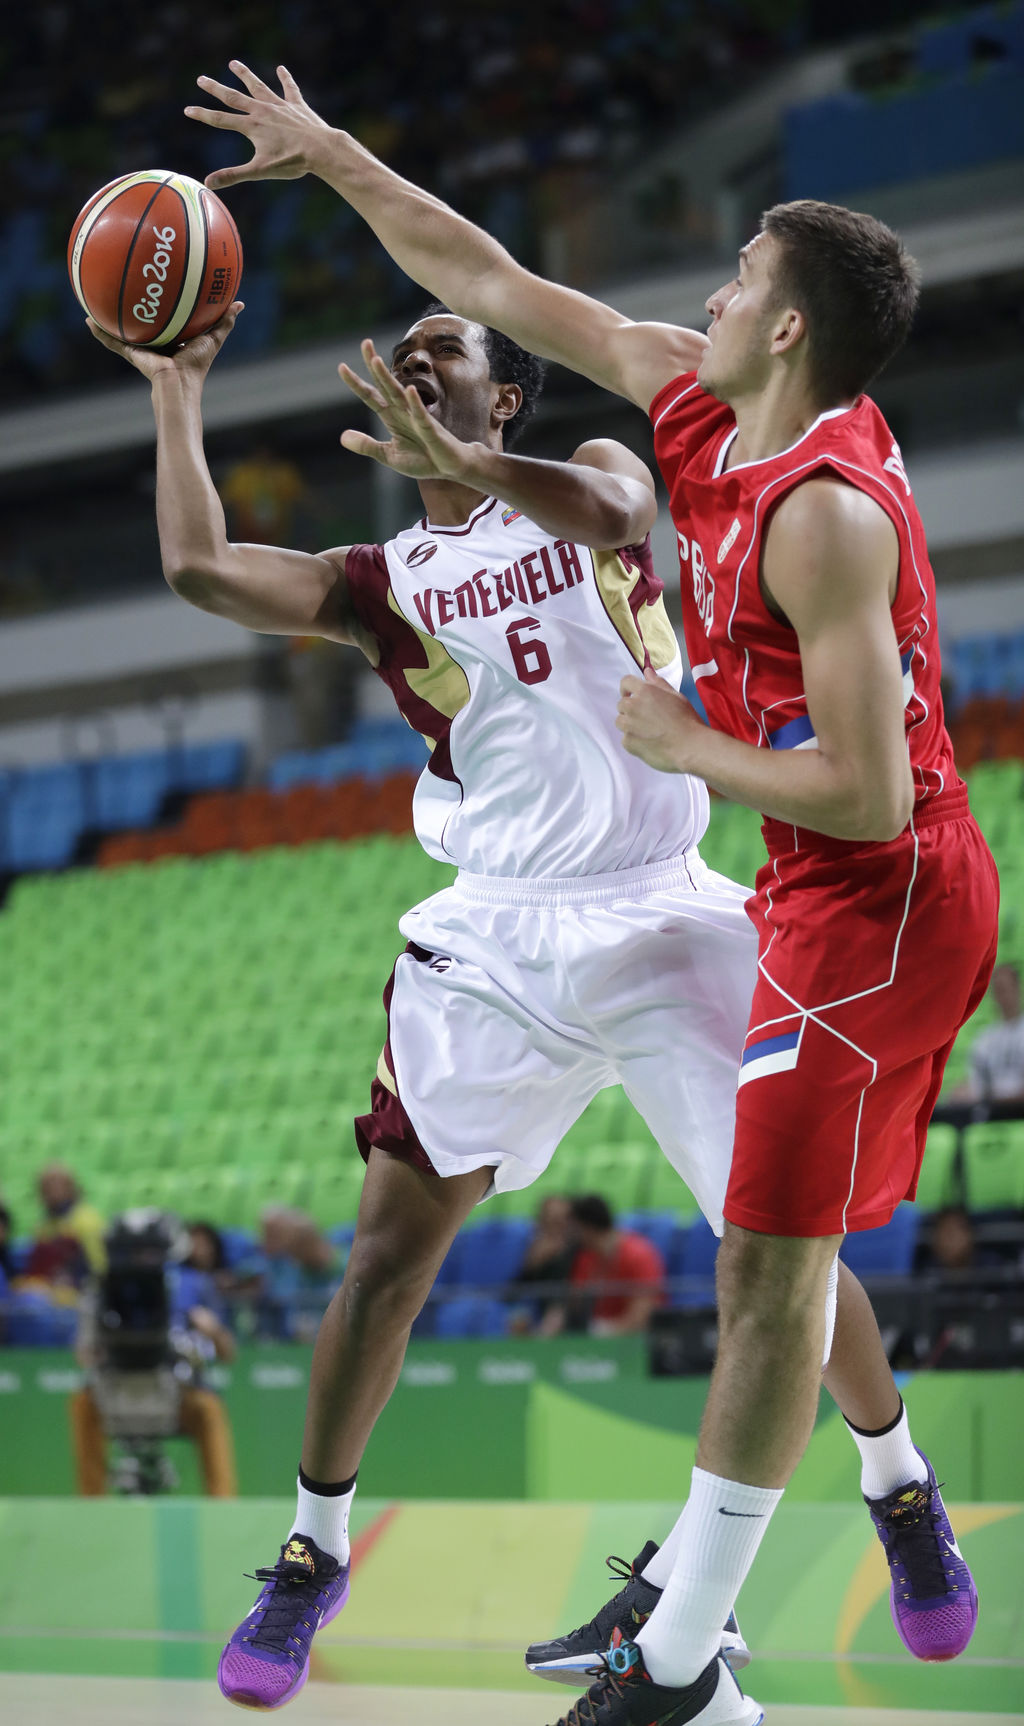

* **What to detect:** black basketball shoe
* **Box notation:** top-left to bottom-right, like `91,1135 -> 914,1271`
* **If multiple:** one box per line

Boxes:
543,1631 -> 763,1725
526,1540 -> 750,1687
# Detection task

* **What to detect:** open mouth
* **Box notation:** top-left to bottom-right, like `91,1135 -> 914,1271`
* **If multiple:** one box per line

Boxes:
409,380 -> 438,406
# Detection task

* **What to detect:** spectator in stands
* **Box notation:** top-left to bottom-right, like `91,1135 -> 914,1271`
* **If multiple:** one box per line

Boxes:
22,1163 -> 106,1289
186,1219 -> 229,1276
220,445 -> 311,546
0,1204 -> 11,1344
0,1202 -> 14,1280
254,1207 -> 345,1341
965,963 -> 1024,1102
918,1205 -> 1007,1278
182,1220 -> 236,1326
508,1193 -> 577,1334
542,1194 -> 666,1337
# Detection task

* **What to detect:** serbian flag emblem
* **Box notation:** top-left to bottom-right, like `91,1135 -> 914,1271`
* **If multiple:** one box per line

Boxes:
501,506 -> 522,526
737,1025 -> 803,1088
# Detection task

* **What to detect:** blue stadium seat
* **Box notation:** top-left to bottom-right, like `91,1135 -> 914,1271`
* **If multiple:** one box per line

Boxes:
455,1217 -> 533,1287
311,743 -> 367,782
4,765 -> 85,871
433,1296 -> 508,1338
670,1215 -> 720,1304
840,1204 -> 919,1276
89,750 -> 171,832
173,740 -> 246,793
3,1290 -> 80,1347
675,1215 -> 720,1280
267,751 -> 319,791
219,1226 -> 258,1268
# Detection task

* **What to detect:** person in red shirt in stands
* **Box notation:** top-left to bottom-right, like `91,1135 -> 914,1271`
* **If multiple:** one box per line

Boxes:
564,1193 -> 666,1336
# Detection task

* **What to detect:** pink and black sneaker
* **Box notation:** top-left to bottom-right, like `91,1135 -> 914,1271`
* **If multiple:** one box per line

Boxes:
218,1534 -> 350,1710
866,1450 -> 979,1661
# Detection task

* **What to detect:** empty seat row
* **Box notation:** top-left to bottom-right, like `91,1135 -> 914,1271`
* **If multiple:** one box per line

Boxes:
0,741 -> 245,872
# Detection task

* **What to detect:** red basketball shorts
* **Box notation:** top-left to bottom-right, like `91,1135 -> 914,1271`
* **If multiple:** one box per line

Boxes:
725,786 -> 999,1237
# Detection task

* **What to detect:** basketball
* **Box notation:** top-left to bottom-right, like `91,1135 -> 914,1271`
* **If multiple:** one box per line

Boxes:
67,170 -> 243,348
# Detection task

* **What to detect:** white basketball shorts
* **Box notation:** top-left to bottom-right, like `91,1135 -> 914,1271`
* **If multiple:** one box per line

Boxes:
356,851 -> 756,1232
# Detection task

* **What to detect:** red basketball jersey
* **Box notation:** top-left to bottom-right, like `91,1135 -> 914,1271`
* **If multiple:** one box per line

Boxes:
650,374 -> 959,815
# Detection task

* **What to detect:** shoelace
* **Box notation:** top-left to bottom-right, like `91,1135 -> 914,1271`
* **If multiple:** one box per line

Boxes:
561,1556 -> 637,1641
556,1653 -> 631,1726
879,1479 -> 950,1596
240,1562 -> 330,1654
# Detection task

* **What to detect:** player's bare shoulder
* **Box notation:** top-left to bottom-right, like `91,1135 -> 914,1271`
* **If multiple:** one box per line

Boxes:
569,438 -> 656,492
764,477 -> 900,616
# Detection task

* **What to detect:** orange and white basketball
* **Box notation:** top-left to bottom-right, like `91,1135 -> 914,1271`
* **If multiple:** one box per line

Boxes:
68,170 -> 243,347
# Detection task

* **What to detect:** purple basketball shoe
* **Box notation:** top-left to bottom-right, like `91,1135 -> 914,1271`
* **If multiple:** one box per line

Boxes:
866,1450 -> 978,1661
218,1534 -> 350,1710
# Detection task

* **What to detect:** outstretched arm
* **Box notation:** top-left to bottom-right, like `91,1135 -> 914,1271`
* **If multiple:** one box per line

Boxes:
616,481 -> 915,842
86,309 -> 375,658
186,63 -> 706,411
339,340 -> 657,547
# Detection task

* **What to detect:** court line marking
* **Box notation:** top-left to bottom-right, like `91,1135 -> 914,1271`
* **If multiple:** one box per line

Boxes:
0,1627 -> 1021,1668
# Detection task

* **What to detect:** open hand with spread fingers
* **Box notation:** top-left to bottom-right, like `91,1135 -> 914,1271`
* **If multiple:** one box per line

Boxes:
185,61 -> 336,192
339,339 -> 483,485
617,666 -> 705,773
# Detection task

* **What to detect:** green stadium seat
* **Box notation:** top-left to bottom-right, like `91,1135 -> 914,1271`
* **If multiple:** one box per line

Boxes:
635,1145 -> 703,1218
915,1122 -> 960,1210
305,1158 -> 366,1228
961,1121 -> 1024,1211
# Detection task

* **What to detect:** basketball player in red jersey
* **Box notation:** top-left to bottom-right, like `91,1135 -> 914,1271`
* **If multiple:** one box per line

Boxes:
188,66 -> 998,1726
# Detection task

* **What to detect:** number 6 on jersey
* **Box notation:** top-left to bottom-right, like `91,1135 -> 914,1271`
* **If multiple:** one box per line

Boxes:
506,615 -> 552,685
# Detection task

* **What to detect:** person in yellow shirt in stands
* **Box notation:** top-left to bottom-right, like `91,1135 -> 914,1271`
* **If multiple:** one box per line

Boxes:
24,1163 -> 106,1286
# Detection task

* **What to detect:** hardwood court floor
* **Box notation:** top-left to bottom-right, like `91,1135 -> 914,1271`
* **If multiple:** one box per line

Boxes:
1,1675 -> 1021,1726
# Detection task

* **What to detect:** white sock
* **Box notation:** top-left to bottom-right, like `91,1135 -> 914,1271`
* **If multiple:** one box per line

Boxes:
637,1467 -> 782,1687
845,1398 -> 928,1500
287,1473 -> 357,1566
822,1253 -> 839,1370
642,1514 -> 685,1589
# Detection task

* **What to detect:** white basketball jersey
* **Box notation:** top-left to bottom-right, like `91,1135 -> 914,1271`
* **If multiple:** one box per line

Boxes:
345,497 -> 709,877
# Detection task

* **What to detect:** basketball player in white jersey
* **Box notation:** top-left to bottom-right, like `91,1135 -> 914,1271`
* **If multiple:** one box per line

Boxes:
88,296 -> 762,1711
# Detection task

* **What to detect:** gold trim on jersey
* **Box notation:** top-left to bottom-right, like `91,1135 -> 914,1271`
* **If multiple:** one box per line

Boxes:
376,1047 -> 398,1096
590,549 -> 679,671
389,591 -> 471,744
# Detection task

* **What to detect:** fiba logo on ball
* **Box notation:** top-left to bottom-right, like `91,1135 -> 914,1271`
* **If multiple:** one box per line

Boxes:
67,169 -> 243,348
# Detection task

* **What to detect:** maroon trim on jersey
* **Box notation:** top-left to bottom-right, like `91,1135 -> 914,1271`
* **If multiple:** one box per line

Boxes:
354,1077 -> 439,1175
419,497 -> 499,537
621,535 -> 663,669
344,541 -> 460,785
354,942 -> 440,1176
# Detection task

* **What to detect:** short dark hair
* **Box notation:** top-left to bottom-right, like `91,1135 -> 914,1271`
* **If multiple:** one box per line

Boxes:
571,1193 -> 615,1232
419,302 -> 546,445
760,200 -> 921,406
187,1219 -> 227,1270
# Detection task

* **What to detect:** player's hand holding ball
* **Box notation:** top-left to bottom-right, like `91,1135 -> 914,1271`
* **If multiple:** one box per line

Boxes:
84,299 -> 245,383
